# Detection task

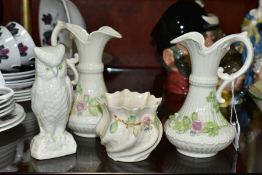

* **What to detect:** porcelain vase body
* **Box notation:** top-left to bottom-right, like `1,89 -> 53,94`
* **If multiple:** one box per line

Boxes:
51,21 -> 122,138
164,32 -> 253,158
96,89 -> 163,162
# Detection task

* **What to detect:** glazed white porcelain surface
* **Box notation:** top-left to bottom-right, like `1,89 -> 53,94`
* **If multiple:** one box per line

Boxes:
51,21 -> 121,138
30,44 -> 78,160
6,80 -> 33,89
96,89 -> 163,162
6,21 -> 35,65
38,0 -> 86,48
164,32 -> 253,158
3,73 -> 34,81
0,86 -> 14,102
0,26 -> 21,71
0,103 -> 25,132
0,101 -> 15,118
0,97 -> 14,109
2,69 -> 35,77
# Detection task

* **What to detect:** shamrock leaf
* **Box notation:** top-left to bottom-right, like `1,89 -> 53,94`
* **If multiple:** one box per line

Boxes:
110,121 -> 118,134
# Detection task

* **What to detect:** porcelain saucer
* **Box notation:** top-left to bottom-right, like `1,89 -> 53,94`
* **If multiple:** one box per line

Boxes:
0,103 -> 25,132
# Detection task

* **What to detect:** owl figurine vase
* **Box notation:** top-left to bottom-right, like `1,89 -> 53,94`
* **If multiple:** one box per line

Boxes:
30,44 -> 78,160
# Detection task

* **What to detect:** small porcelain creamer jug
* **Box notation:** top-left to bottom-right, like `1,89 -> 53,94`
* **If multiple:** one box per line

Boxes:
51,21 -> 122,138
96,89 -> 163,162
164,32 -> 253,158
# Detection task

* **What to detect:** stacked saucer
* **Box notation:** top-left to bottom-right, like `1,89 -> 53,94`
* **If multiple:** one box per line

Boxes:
0,125 -> 25,172
2,66 -> 35,102
0,87 -> 26,132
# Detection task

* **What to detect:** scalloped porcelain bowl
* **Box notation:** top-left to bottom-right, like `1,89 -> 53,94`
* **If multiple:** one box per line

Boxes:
248,80 -> 262,112
96,89 -> 163,162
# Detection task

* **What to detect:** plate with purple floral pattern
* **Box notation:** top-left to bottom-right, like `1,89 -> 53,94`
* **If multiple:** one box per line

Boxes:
38,0 -> 86,48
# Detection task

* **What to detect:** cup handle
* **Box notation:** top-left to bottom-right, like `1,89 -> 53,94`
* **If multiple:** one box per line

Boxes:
216,32 -> 253,103
66,53 -> 79,85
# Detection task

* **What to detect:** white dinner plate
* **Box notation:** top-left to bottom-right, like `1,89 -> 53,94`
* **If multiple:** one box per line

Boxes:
2,69 -> 35,78
14,88 -> 32,94
3,73 -> 35,81
39,0 -> 86,47
5,77 -> 35,85
0,113 -> 25,133
6,81 -> 33,89
0,103 -> 25,131
14,91 -> 31,97
14,96 -> 31,103
14,93 -> 31,100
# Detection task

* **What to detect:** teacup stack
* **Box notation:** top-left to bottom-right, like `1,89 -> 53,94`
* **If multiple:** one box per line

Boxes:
0,21 -> 35,102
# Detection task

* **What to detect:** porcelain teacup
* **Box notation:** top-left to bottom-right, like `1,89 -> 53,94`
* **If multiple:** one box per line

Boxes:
0,26 -> 21,71
0,86 -> 14,103
6,21 -> 35,65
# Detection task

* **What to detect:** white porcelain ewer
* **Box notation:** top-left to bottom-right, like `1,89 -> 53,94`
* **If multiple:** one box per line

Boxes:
164,32 -> 253,158
51,21 -> 122,138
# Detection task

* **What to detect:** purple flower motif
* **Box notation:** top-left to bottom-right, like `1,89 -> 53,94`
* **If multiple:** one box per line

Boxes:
76,102 -> 85,112
18,43 -> 28,56
192,120 -> 202,133
6,23 -> 19,36
0,45 -> 9,62
42,13 -> 53,25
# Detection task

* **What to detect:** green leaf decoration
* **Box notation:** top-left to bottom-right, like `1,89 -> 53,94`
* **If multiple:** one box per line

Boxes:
127,115 -> 136,124
84,95 -> 89,102
213,102 -> 220,113
133,126 -> 141,137
183,116 -> 191,126
192,112 -> 198,121
89,106 -> 102,117
110,121 -> 118,134
203,121 -> 219,136
76,84 -> 82,93
89,98 -> 99,106
207,91 -> 216,102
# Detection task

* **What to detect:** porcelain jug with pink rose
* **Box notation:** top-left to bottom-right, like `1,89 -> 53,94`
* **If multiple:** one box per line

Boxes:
164,32 -> 253,158
51,21 -> 122,138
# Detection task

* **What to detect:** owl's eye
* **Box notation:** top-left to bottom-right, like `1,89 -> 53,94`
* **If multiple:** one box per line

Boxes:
46,67 -> 50,71
58,64 -> 62,70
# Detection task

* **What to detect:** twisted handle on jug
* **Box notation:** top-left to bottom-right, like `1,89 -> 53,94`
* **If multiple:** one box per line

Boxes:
216,32 -> 253,103
66,53 -> 79,85
51,21 -> 79,85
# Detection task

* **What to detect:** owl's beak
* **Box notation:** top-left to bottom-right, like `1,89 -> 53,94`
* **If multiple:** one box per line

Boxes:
52,67 -> 58,77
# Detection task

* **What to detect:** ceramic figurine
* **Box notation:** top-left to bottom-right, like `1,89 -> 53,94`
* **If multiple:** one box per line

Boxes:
96,89 -> 163,162
253,53 -> 262,82
151,0 -> 223,95
164,32 -> 253,158
30,44 -> 78,160
241,0 -> 262,87
51,21 -> 122,138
